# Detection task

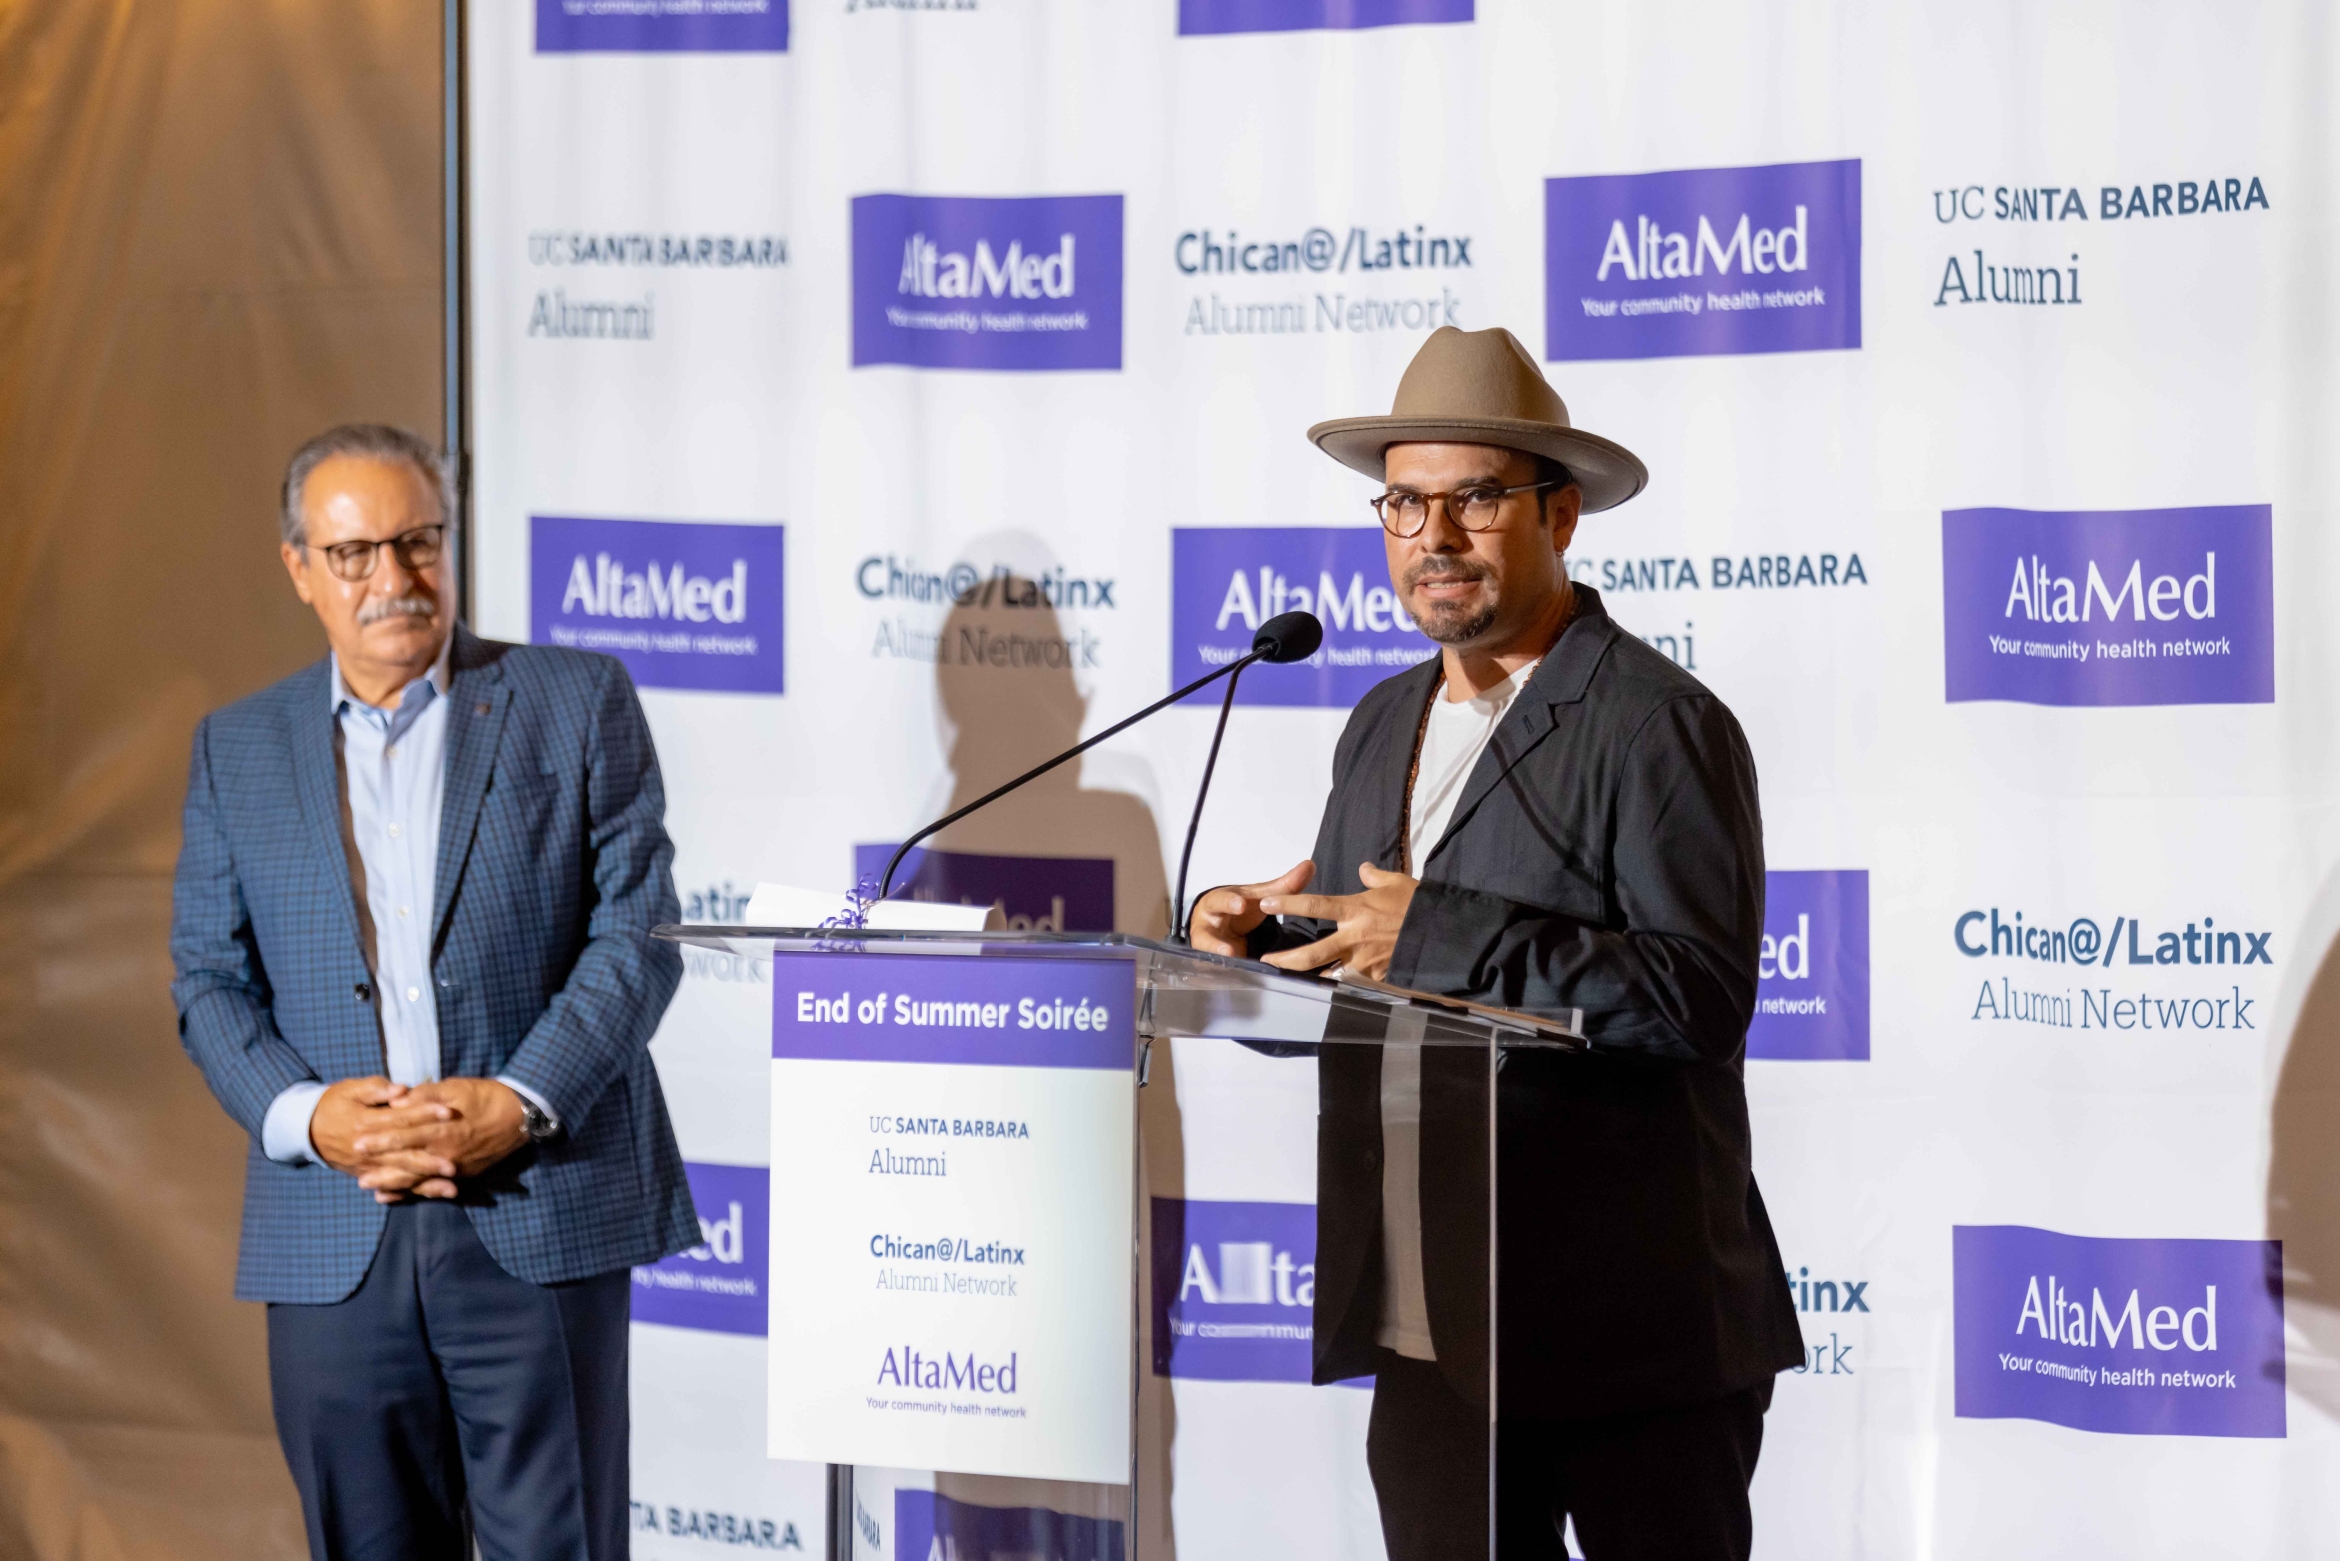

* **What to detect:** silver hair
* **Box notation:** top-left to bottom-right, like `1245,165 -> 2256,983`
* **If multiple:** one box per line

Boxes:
279,424 -> 455,547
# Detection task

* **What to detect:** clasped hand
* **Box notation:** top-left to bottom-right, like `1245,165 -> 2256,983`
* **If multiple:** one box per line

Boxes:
1187,859 -> 1419,980
308,1077 -> 531,1204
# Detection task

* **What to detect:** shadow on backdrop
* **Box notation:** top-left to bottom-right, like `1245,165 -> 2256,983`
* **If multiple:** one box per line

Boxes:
904,543 -> 1186,1554
914,540 -> 1170,940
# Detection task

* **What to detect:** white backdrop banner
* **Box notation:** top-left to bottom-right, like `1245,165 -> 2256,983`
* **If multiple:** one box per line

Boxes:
466,1 -> 2340,1555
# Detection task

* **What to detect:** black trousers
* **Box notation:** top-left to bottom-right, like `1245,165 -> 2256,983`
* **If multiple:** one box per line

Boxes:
265,1200 -> 631,1561
1366,1351 -> 1772,1561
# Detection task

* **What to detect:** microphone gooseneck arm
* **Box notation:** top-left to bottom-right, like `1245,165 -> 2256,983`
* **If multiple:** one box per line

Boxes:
876,649 -> 1269,905
1170,660 -> 1248,945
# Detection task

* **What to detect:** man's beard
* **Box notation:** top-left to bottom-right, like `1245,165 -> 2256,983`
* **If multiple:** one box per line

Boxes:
1402,559 -> 1498,646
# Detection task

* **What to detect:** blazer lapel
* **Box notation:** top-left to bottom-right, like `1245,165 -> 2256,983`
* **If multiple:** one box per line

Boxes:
1422,698 -> 1559,870
432,629 -> 512,947
288,659 -> 365,951
1421,592 -> 1620,869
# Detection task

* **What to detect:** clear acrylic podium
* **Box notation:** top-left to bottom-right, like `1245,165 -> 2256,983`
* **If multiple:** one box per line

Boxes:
655,924 -> 1584,1561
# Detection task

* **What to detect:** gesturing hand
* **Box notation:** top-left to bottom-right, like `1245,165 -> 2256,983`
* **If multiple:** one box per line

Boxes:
351,1077 -> 531,1204
1258,862 -> 1420,981
1188,861 -> 1315,957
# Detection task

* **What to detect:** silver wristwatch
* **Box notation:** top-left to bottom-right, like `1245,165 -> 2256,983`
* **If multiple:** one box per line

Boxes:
517,1095 -> 559,1143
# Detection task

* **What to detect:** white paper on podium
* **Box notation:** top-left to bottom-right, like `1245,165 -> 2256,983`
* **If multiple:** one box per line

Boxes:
765,950 -> 1135,1485
742,883 -> 1005,933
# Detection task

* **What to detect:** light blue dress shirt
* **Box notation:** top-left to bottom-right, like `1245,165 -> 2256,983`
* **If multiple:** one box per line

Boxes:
260,638 -> 554,1164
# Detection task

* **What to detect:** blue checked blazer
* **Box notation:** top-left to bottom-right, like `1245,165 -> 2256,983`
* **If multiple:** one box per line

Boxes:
171,628 -> 700,1303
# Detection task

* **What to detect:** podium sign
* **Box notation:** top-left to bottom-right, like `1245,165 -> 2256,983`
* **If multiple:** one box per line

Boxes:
765,949 -> 1137,1484
660,921 -> 1574,1558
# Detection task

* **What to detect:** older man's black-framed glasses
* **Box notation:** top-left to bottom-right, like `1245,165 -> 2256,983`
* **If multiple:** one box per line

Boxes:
308,525 -> 446,582
1370,481 -> 1557,539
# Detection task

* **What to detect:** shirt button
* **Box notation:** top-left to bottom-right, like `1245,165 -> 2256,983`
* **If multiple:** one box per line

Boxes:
405,986 -> 421,1003
397,906 -> 410,919
387,823 -> 402,839
385,744 -> 398,759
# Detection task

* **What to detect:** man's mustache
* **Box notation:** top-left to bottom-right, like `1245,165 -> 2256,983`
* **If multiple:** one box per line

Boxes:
357,593 -> 438,626
1403,559 -> 1491,590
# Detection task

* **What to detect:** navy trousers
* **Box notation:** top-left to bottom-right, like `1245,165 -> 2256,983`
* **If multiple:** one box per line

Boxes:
265,1199 -> 631,1561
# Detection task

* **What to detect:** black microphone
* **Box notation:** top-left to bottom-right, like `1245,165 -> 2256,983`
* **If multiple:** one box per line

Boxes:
876,612 -> 1324,918
1168,611 -> 1321,940
1248,609 -> 1324,666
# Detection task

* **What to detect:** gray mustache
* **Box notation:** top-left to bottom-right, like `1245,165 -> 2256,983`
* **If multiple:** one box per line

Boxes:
357,594 -> 437,626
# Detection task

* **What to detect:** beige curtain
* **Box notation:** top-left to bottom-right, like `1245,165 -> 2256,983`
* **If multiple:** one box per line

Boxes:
0,1 -> 441,1553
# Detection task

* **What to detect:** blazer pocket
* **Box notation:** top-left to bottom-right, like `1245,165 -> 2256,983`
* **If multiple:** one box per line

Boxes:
489,760 -> 564,793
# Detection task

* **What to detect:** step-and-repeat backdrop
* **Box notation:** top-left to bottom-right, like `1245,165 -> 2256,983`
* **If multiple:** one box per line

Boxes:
466,2 -> 2340,1555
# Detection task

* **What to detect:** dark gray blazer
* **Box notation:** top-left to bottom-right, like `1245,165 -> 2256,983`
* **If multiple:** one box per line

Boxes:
1249,585 -> 1803,1417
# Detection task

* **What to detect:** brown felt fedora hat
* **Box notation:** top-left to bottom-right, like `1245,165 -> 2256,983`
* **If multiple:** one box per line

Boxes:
1308,326 -> 1648,513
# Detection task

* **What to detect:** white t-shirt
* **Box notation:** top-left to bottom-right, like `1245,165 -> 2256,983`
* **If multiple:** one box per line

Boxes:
1377,659 -> 1540,1360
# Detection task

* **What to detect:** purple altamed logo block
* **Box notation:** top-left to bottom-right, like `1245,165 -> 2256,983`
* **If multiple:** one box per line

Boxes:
1178,0 -> 1471,35
1747,870 -> 1869,1061
535,0 -> 787,53
895,1491 -> 1124,1561
1953,1225 -> 2284,1438
852,195 -> 1123,372
632,1162 -> 768,1336
1942,505 -> 2274,707
854,845 -> 1114,933
530,515 -> 784,695
1151,1199 -> 1323,1383
1545,159 -> 1861,361
1171,527 -> 1434,708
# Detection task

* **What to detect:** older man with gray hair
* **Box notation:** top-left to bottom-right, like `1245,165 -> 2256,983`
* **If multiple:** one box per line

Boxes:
172,422 -> 696,1559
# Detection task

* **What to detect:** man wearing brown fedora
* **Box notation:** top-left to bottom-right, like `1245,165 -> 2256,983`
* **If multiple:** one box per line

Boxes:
1192,326 -> 1802,1560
